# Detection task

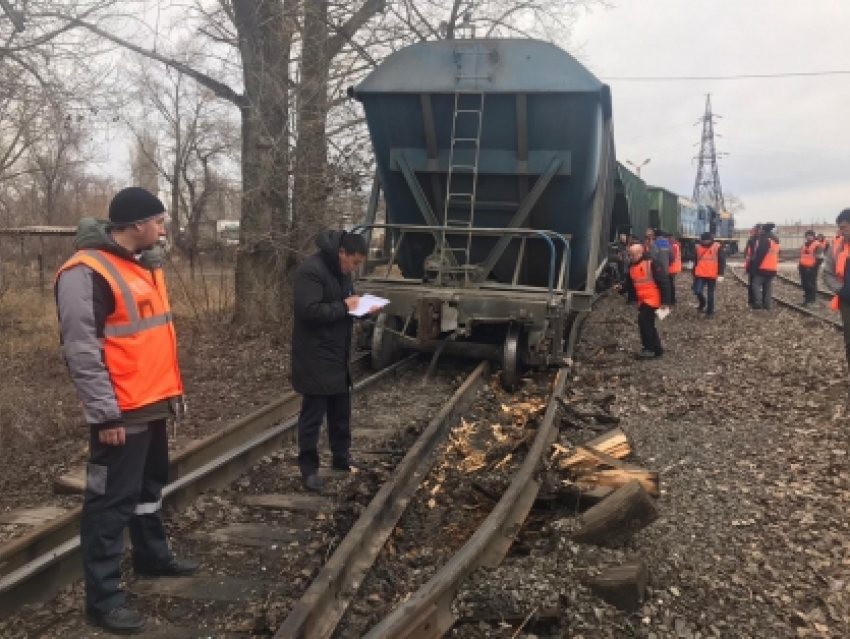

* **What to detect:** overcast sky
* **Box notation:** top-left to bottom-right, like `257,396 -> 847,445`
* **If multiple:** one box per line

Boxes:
571,0 -> 850,228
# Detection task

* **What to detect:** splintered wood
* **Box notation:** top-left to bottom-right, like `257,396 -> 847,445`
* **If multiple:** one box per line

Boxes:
551,428 -> 661,498
558,428 -> 631,469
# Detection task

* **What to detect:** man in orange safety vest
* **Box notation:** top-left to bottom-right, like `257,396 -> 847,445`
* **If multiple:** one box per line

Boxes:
623,242 -> 671,359
798,230 -> 824,307
823,209 -> 850,369
56,188 -> 198,635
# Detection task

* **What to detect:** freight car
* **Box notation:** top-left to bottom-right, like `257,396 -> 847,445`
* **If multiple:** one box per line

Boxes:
646,186 -> 738,260
349,39 -> 618,388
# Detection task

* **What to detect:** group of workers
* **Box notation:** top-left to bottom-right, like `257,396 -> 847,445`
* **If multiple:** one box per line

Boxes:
617,209 -> 850,364
616,228 -> 726,359
55,187 -> 375,634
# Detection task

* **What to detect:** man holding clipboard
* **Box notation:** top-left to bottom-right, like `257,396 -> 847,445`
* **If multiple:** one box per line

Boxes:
291,230 -> 386,493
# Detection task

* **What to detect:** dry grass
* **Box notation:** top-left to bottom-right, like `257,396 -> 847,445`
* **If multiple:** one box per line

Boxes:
0,285 -> 60,359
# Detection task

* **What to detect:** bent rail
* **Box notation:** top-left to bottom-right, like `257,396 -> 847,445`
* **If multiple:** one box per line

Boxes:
363,309 -> 594,638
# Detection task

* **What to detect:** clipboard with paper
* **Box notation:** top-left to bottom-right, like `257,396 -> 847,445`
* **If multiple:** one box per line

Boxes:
348,294 -> 390,317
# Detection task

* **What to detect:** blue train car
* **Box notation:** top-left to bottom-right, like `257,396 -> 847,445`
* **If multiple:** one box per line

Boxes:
350,39 -> 616,387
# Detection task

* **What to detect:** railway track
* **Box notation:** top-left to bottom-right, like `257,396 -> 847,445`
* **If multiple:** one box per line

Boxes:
2,300 -> 597,638
0,353 -> 413,618
774,271 -> 833,302
729,267 -> 842,329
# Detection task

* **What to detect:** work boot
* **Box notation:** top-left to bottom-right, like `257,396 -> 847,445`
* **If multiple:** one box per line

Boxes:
303,474 -> 323,494
134,557 -> 199,578
86,605 -> 146,635
332,457 -> 369,472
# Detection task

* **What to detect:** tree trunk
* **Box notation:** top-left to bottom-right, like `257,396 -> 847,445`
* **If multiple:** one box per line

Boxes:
290,0 -> 330,282
232,0 -> 294,324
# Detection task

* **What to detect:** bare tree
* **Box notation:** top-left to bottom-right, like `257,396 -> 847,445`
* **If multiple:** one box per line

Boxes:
129,128 -> 159,194
1,0 -> 596,323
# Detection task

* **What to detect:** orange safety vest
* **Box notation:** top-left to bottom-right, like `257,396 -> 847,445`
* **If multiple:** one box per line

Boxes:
756,238 -> 779,272
830,239 -> 850,310
799,242 -> 818,268
694,242 -> 721,279
668,242 -> 682,274
57,249 -> 183,411
630,259 -> 662,308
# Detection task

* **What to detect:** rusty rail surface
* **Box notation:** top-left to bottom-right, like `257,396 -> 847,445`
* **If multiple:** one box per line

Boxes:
276,360 -> 490,638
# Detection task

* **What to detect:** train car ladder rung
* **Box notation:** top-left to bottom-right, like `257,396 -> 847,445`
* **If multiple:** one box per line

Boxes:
448,193 -> 473,199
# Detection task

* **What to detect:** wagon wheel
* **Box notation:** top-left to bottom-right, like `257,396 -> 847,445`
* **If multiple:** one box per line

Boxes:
501,322 -> 525,391
371,313 -> 401,371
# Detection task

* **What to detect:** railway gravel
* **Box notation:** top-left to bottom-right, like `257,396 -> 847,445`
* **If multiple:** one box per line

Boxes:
448,280 -> 850,638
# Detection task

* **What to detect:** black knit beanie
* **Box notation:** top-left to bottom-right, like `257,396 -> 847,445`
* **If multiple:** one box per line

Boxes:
108,187 -> 165,225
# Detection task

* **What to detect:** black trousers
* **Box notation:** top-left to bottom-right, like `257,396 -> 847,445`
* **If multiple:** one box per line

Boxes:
297,393 -> 352,477
747,272 -> 755,306
799,265 -> 819,304
81,420 -> 174,614
637,303 -> 663,355
840,303 -> 850,370
668,274 -> 677,305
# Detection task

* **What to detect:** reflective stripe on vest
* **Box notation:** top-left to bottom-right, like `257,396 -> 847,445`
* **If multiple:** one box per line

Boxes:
630,260 -> 662,308
57,249 -> 183,411
830,239 -> 850,311
799,243 -> 817,268
669,242 -> 682,274
694,243 -> 720,279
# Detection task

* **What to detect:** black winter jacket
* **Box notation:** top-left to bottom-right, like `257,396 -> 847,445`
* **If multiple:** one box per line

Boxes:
291,230 -> 355,396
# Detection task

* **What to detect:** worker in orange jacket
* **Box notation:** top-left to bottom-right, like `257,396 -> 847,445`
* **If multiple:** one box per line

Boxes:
666,232 -> 682,305
750,222 -> 780,310
798,230 -> 824,307
692,232 -> 726,318
623,243 -> 671,359
823,209 -> 850,368
56,188 -> 198,635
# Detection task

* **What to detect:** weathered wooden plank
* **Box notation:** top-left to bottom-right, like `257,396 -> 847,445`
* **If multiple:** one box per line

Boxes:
240,494 -> 334,512
0,507 -> 67,526
130,576 -> 283,602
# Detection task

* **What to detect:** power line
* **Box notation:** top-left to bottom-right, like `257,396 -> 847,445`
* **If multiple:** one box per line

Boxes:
602,70 -> 850,81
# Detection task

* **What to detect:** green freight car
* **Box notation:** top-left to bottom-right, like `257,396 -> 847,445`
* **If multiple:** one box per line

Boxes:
646,186 -> 679,237
612,163 -> 649,240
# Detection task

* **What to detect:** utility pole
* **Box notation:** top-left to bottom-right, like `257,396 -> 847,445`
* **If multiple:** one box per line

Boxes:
692,95 -> 727,226
626,158 -> 651,178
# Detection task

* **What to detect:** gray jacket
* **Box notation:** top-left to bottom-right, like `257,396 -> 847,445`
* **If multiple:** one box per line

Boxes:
55,218 -> 171,429
823,239 -> 844,295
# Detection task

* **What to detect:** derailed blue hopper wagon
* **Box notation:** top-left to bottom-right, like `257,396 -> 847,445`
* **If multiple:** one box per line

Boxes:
351,39 -> 616,387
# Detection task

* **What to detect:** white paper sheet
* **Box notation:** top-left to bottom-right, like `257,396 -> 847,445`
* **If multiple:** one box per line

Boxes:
348,294 -> 390,317
655,307 -> 670,321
